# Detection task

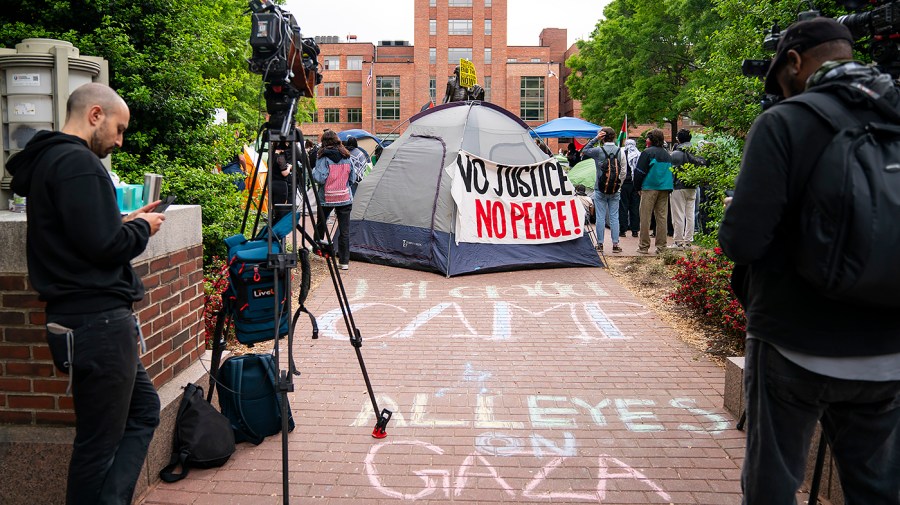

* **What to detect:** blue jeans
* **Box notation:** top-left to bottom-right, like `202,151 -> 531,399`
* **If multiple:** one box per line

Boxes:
47,307 -> 160,505
742,338 -> 900,505
593,191 -> 620,245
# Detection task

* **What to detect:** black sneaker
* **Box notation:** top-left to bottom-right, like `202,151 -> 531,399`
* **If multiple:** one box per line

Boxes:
631,231 -> 638,237
612,244 -> 622,253
619,232 -> 626,237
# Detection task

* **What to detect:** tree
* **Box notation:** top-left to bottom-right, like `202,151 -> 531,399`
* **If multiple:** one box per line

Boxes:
0,0 -> 270,260
566,0 -> 721,140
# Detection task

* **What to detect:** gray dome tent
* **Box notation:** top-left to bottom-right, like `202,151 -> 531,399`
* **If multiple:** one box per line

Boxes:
349,101 -> 601,276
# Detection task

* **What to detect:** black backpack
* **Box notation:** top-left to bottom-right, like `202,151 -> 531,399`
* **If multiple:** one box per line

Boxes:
159,383 -> 235,483
595,146 -> 622,194
785,88 -> 900,306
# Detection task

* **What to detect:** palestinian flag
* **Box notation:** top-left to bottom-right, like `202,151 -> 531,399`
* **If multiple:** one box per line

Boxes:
616,115 -> 628,147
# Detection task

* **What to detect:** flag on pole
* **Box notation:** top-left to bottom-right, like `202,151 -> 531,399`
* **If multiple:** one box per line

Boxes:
366,66 -> 373,87
616,115 -> 628,147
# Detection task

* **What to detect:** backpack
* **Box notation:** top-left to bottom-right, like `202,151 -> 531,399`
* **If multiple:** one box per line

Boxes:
159,383 -> 235,483
785,89 -> 900,306
595,146 -> 622,194
222,214 -> 296,345
324,161 -> 352,204
216,353 -> 295,445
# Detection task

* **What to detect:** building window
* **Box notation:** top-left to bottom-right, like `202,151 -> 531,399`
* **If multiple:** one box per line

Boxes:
448,19 -> 472,35
429,76 -> 436,103
485,19 -> 492,35
484,76 -> 491,102
323,82 -> 340,97
485,0 -> 491,6
531,58 -> 542,63
324,108 -> 341,123
507,58 -> 517,63
347,82 -> 362,97
376,76 -> 401,120
429,19 -> 436,35
308,110 -> 318,122
449,0 -> 472,5
484,48 -> 492,64
324,56 -> 340,70
448,47 -> 473,62
430,47 -> 436,64
347,108 -> 362,123
520,77 -> 545,121
347,56 -> 363,70
430,0 -> 435,6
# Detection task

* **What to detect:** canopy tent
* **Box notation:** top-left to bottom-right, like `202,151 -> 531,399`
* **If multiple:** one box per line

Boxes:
350,101 -> 602,277
337,129 -> 384,158
530,116 -> 602,139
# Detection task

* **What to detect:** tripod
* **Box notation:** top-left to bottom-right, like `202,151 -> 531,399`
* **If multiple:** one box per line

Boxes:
209,112 -> 391,504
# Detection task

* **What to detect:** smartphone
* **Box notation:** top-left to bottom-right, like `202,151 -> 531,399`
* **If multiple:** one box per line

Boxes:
154,195 -> 177,213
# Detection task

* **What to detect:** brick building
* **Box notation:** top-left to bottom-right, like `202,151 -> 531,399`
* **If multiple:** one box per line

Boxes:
305,0 -> 579,152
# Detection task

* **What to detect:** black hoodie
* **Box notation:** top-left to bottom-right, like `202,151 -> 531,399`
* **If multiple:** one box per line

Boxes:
8,130 -> 151,314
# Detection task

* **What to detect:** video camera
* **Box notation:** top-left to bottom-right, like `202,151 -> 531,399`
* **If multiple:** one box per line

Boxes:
742,0 -> 900,82
247,0 -> 322,128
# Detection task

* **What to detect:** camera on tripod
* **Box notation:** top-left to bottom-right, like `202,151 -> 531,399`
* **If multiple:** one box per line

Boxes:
247,0 -> 323,127
742,0 -> 900,82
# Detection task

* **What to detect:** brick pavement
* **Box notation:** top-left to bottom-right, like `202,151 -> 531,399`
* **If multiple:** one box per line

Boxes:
139,258 -> 745,505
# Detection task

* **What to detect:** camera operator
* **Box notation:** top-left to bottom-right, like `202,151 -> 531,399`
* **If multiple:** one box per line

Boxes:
719,17 -> 900,503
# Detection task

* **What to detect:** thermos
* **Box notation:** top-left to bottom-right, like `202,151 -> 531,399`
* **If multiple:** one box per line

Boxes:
142,173 -> 163,207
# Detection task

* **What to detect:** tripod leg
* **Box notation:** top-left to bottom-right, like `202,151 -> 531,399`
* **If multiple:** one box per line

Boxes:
807,430 -> 827,504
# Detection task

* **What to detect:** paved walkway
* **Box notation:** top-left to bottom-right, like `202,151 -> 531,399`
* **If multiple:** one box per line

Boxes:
140,258 -> 745,504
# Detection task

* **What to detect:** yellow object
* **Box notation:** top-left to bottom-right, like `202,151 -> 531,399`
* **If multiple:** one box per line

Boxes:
459,59 -> 477,88
243,145 -> 269,212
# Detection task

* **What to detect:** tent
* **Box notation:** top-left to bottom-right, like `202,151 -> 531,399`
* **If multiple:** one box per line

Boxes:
349,101 -> 602,276
567,159 -> 597,189
338,129 -> 383,158
530,116 -> 602,138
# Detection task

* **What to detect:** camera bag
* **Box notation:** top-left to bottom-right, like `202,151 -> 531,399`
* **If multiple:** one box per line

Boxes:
222,214 -> 296,345
785,85 -> 900,306
216,353 -> 295,445
159,383 -> 235,483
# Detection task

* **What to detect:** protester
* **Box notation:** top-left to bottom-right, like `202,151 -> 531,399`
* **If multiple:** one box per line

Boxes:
344,136 -> 369,195
8,82 -> 165,505
313,130 -> 355,270
618,138 -> 641,238
669,129 -> 699,248
633,128 -> 673,254
270,141 -> 296,223
566,141 -> 581,167
582,127 -> 627,253
718,17 -> 900,504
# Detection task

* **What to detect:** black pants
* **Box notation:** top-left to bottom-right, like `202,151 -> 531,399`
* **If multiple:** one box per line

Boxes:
47,307 -> 160,505
316,204 -> 352,264
618,181 -> 640,233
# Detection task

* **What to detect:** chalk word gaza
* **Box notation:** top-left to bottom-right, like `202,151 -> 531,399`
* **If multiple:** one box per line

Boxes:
365,439 -> 673,502
319,301 -> 648,341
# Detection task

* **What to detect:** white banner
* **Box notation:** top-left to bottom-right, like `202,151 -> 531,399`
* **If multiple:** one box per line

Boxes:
449,150 -> 586,244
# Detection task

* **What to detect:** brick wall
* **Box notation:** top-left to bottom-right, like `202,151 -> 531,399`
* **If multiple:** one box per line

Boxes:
0,208 -> 205,426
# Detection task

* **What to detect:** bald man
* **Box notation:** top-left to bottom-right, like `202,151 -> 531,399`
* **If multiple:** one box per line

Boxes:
9,82 -> 164,504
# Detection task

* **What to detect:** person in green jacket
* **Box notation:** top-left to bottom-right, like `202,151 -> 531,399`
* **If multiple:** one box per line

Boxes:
632,128 -> 673,254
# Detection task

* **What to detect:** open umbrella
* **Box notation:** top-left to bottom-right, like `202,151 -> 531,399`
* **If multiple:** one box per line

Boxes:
337,129 -> 384,158
530,117 -> 602,138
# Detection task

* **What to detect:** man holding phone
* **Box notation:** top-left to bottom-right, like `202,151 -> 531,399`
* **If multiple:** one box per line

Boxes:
8,82 -> 164,505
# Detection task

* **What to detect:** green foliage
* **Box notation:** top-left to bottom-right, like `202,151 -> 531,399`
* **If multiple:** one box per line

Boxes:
0,0 -> 268,262
670,136 -> 743,247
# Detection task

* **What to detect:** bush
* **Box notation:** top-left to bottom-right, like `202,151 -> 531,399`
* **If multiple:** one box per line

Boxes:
667,247 -> 746,352
203,256 -> 233,348
669,135 -> 743,248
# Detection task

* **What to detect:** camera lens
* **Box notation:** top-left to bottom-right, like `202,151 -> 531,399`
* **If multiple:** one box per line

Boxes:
837,11 -> 872,39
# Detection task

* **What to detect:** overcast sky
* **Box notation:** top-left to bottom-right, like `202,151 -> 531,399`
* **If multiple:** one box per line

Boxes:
282,1 -> 609,48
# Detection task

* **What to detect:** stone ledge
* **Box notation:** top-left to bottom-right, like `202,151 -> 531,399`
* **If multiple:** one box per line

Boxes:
0,349 -> 226,505
723,356 -> 744,419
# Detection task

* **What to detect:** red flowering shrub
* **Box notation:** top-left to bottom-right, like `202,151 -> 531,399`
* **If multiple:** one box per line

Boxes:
667,248 -> 746,351
203,257 -> 232,347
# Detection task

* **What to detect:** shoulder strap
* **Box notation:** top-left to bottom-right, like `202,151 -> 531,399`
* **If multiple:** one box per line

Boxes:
228,358 -> 265,445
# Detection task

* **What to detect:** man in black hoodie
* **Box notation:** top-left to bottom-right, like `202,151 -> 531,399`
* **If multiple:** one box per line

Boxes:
719,18 -> 900,504
8,82 -> 165,505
